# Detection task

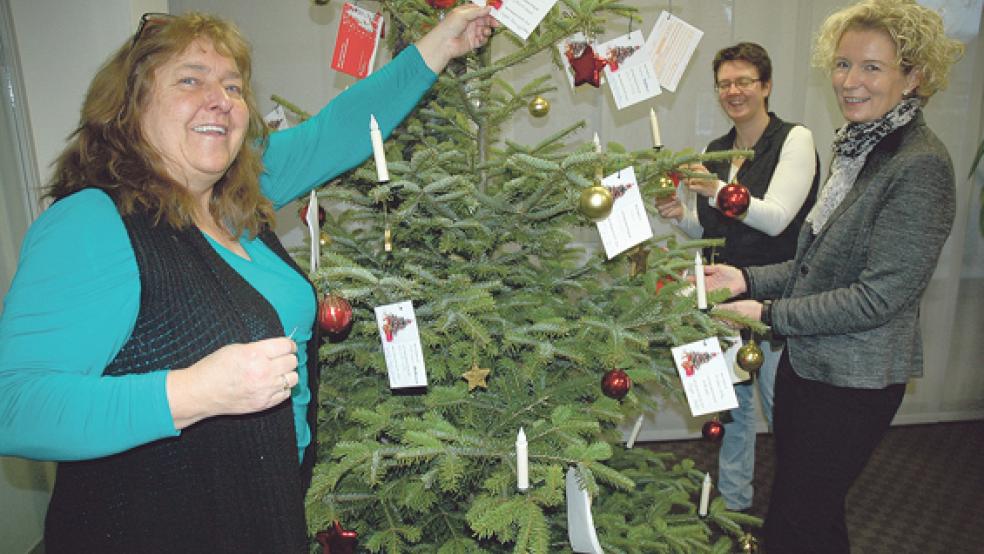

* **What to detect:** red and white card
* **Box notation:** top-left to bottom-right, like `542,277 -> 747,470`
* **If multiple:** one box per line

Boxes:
331,2 -> 384,79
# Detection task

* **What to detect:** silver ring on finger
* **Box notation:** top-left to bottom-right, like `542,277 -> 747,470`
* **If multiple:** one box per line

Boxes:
281,373 -> 290,392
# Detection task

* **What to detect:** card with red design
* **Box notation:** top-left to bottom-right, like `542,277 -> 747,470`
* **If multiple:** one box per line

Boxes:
331,2 -> 384,79
374,301 -> 427,389
670,337 -> 738,416
472,0 -> 557,41
597,30 -> 661,110
595,166 -> 653,259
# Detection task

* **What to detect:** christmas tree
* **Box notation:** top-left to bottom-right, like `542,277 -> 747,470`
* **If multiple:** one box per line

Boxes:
286,1 -> 758,552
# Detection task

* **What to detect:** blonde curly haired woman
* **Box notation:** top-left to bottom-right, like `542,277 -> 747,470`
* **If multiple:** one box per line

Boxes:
704,1 -> 963,551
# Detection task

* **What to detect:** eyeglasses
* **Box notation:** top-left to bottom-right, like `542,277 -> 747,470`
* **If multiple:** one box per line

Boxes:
714,77 -> 761,93
132,12 -> 175,48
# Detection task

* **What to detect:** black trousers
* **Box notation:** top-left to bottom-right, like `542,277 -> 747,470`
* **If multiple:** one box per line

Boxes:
764,351 -> 905,554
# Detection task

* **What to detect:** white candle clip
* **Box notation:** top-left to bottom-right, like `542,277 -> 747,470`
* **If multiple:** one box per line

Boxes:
698,472 -> 711,517
516,427 -> 529,491
626,414 -> 645,449
649,107 -> 663,148
369,114 -> 390,182
694,252 -> 707,310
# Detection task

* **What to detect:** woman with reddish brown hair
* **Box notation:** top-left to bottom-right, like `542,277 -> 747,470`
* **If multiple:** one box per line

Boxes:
0,7 -> 494,552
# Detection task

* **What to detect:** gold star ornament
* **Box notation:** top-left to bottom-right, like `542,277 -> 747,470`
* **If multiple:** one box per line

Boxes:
462,362 -> 491,391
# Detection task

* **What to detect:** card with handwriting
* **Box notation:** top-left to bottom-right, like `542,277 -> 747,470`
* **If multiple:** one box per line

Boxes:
473,0 -> 558,41
640,11 -> 703,92
598,31 -> 661,110
670,337 -> 738,416
331,2 -> 384,79
596,166 -> 654,259
374,301 -> 428,389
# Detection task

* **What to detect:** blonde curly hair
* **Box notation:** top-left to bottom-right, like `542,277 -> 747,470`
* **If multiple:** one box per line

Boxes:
812,0 -> 964,103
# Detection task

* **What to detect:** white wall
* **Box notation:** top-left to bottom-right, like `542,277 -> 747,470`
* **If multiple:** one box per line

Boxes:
2,2 -> 166,552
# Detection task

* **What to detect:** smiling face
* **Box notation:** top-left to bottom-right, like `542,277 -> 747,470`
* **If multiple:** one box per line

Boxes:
140,38 -> 248,198
831,28 -> 919,123
715,60 -> 771,125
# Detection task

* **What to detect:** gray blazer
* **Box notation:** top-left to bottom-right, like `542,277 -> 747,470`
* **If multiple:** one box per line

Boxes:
745,112 -> 955,389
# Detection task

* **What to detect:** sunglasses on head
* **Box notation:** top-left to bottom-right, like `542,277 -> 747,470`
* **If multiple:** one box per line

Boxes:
132,12 -> 176,48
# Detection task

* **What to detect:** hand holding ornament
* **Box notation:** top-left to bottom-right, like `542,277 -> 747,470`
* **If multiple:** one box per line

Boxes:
713,299 -> 764,322
166,337 -> 299,430
701,264 -> 746,299
655,195 -> 683,221
415,4 -> 497,73
681,163 -> 720,198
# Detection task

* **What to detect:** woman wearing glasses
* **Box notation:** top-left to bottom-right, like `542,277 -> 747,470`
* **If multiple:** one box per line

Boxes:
706,1 -> 962,551
656,42 -> 819,514
0,8 -> 494,552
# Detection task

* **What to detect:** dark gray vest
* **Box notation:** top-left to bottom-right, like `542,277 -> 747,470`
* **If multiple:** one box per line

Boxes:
44,210 -> 314,553
698,113 -> 819,267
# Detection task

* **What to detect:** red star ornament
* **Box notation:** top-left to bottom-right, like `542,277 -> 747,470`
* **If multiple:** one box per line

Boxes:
315,520 -> 358,554
566,44 -> 607,88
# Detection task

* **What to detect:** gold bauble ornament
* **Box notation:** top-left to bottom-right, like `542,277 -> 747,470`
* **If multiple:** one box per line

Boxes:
318,231 -> 332,247
578,185 -> 614,221
736,341 -> 765,375
528,95 -> 550,117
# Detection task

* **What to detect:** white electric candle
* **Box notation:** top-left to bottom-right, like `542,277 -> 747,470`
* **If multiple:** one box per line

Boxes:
698,472 -> 711,517
694,252 -> 707,310
649,107 -> 662,148
593,132 -> 602,153
625,414 -> 645,449
516,427 -> 529,491
369,114 -> 390,182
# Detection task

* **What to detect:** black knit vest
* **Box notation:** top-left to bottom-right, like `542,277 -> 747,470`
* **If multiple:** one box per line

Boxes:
697,113 -> 819,267
44,210 -> 316,553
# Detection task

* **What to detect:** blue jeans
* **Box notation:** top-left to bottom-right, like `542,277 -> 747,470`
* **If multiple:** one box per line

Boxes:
717,339 -> 781,510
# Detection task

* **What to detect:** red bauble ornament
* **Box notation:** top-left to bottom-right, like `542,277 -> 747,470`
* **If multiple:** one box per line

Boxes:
716,182 -> 751,218
315,520 -> 358,554
426,0 -> 456,8
565,43 -> 607,88
487,0 -> 503,8
317,293 -> 353,335
701,418 -> 725,443
300,204 -> 327,228
601,368 -> 632,400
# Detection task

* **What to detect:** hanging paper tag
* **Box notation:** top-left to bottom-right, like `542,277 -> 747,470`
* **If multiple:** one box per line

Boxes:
595,166 -> 653,259
331,2 -> 385,79
374,301 -> 428,389
471,0 -> 558,41
263,104 -> 295,131
306,191 -> 320,272
598,30 -> 661,110
565,467 -> 603,554
640,11 -> 703,93
670,337 -> 739,416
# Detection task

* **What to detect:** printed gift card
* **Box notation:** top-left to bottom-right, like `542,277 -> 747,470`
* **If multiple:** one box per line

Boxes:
331,2 -> 384,79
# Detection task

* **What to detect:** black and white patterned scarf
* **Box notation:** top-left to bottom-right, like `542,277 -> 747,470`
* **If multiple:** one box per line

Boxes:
807,98 -> 921,233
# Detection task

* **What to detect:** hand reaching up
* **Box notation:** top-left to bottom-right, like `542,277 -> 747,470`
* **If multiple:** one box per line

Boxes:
416,4 -> 498,73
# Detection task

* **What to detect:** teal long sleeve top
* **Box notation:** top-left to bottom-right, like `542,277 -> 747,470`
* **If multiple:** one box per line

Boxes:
0,46 -> 436,462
